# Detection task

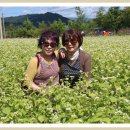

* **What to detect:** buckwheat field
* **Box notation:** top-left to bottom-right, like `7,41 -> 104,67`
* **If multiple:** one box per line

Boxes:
0,36 -> 130,123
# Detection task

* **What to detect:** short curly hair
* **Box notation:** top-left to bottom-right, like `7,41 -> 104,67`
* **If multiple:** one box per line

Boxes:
62,29 -> 84,47
38,30 -> 59,49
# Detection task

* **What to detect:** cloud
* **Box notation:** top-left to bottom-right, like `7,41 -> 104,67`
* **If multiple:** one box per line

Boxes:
22,9 -> 33,14
2,6 -> 111,18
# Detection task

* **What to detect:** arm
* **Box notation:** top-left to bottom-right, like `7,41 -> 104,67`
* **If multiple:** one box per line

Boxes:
58,48 -> 66,59
54,48 -> 66,63
24,57 -> 40,90
84,54 -> 92,80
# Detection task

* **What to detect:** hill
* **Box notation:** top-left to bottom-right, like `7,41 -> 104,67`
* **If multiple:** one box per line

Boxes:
4,12 -> 70,27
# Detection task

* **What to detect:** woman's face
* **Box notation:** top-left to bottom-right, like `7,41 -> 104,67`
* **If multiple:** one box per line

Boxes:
65,37 -> 79,54
42,39 -> 57,56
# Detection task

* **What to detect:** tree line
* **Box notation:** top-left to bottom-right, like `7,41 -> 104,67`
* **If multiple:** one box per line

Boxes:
4,7 -> 130,38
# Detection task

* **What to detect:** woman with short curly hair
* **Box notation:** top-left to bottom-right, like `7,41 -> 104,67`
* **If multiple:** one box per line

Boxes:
59,29 -> 91,87
24,30 -> 60,90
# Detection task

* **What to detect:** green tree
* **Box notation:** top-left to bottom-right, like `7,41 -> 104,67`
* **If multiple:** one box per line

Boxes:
6,24 -> 17,38
34,21 -> 48,37
38,21 -> 47,34
68,20 -> 76,29
104,7 -> 122,33
95,7 -> 106,29
85,20 -> 97,35
75,7 -> 87,31
21,18 -> 36,37
121,7 -> 130,28
50,19 -> 66,35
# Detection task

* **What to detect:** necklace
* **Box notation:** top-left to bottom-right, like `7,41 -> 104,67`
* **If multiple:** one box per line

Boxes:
47,64 -> 51,69
40,52 -> 54,69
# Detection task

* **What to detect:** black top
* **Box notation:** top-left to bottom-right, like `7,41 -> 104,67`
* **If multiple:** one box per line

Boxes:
58,50 -> 91,87
59,56 -> 80,87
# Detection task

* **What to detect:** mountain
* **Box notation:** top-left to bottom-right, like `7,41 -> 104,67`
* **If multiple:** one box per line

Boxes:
4,12 -> 70,27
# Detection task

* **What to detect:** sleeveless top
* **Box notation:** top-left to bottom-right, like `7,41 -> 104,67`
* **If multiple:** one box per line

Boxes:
33,54 -> 59,87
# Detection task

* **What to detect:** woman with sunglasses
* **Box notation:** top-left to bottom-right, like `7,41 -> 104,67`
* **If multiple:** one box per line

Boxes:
24,31 -> 59,91
59,29 -> 91,87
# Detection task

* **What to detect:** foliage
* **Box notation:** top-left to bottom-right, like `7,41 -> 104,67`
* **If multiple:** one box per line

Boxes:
74,7 -> 87,31
0,36 -> 130,123
121,7 -> 130,28
5,12 -> 69,28
37,21 -> 48,36
50,19 -> 66,36
6,24 -> 17,38
95,7 -> 106,29
68,20 -> 76,30
104,7 -> 122,33
5,7 -> 130,38
94,7 -> 127,34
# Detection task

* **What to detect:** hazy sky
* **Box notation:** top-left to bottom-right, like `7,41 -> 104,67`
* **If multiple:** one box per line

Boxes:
0,7 -> 110,18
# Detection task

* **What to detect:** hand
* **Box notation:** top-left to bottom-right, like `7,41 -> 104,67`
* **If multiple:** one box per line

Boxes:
32,83 -> 41,90
59,48 -> 66,59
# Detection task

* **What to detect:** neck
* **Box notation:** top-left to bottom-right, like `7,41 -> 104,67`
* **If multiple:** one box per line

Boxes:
68,52 -> 74,57
40,51 -> 53,61
67,49 -> 79,60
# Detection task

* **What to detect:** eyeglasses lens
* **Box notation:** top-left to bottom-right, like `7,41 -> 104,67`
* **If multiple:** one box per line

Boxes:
43,42 -> 57,48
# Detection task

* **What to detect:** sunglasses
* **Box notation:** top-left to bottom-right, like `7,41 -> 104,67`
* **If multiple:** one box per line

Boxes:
43,42 -> 57,48
65,40 -> 78,46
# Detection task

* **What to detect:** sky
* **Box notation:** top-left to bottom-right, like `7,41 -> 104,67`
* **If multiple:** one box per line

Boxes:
0,6 -> 110,19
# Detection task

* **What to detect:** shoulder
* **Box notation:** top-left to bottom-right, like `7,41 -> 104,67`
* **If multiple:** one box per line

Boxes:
28,53 -> 40,66
31,56 -> 38,62
28,56 -> 38,66
79,50 -> 91,60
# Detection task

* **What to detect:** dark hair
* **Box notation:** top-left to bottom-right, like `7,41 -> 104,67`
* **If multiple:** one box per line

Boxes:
38,30 -> 59,49
62,29 -> 84,47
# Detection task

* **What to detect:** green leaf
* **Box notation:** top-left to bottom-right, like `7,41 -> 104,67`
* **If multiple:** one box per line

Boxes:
110,97 -> 117,103
38,115 -> 44,123
2,107 -> 11,115
71,119 -> 83,123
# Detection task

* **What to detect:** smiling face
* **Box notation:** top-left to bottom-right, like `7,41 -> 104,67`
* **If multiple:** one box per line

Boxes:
65,37 -> 79,55
38,31 -> 59,56
42,39 -> 57,56
62,29 -> 83,55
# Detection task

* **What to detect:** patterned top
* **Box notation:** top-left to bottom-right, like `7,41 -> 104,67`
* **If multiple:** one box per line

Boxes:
59,50 -> 92,87
60,56 -> 80,87
33,54 -> 59,86
61,57 -> 80,77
